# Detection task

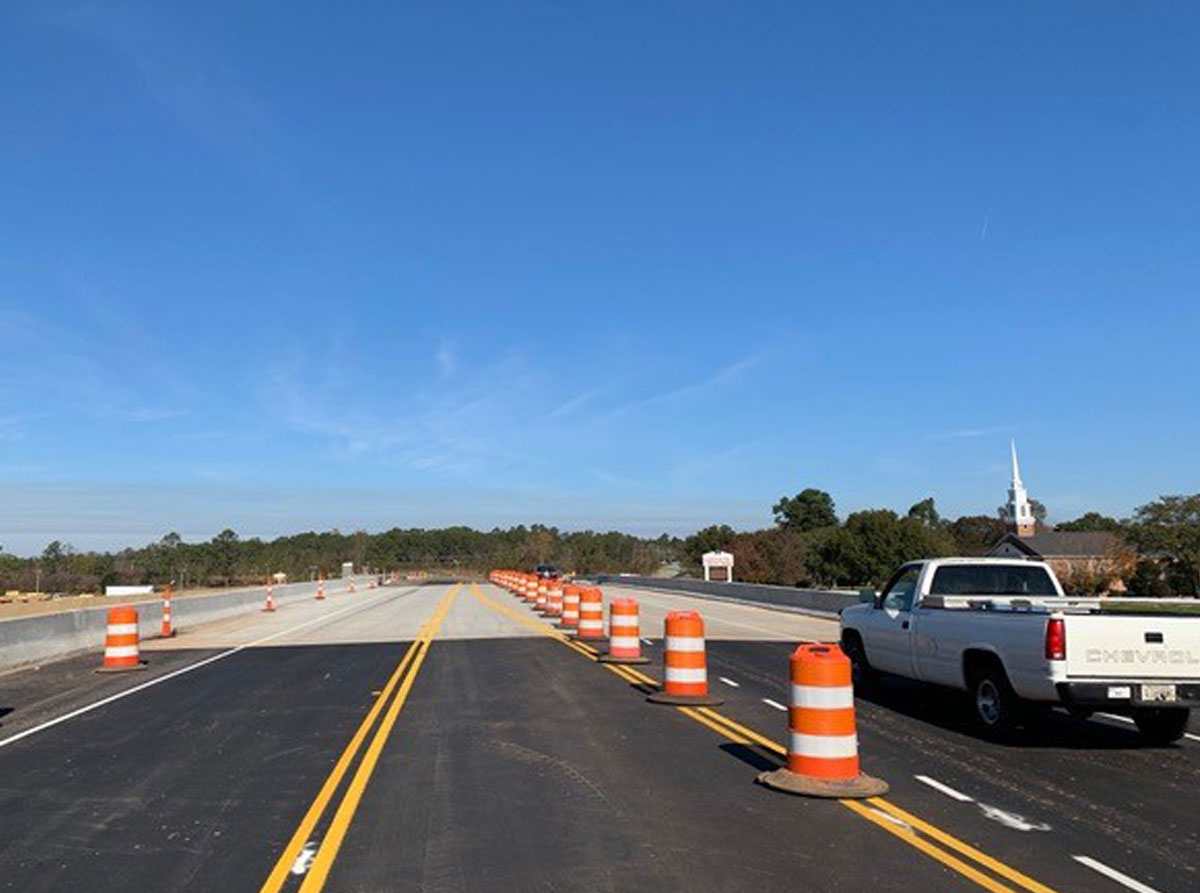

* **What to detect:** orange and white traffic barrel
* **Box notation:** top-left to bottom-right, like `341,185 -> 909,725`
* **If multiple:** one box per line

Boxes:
545,580 -> 563,617
316,576 -> 326,600
757,644 -> 887,798
535,578 -> 549,614
97,606 -> 146,673
263,582 -> 276,612
349,579 -> 357,593
648,610 -> 723,705
598,597 -> 648,664
160,585 -> 175,638
522,575 -> 536,603
574,586 -> 604,641
558,584 -> 581,629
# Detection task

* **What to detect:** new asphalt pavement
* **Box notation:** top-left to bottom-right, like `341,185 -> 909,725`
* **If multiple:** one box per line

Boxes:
0,580 -> 1194,893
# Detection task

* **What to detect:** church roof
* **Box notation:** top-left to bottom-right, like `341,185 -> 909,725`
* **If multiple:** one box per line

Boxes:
989,531 -> 1121,558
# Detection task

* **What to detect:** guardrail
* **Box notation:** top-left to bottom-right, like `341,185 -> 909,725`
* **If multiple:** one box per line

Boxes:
0,576 -> 381,672
592,575 -> 858,617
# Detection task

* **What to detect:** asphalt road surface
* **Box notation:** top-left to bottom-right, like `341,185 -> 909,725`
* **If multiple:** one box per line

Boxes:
0,580 -> 1194,893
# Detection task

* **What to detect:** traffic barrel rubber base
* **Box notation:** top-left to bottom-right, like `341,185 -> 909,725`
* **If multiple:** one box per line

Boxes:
755,767 -> 888,799
646,690 -> 724,706
96,662 -> 148,674
597,653 -> 649,665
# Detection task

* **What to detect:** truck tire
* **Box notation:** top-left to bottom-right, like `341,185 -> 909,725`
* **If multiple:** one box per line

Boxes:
967,658 -> 1022,740
1131,707 -> 1190,745
841,632 -> 875,691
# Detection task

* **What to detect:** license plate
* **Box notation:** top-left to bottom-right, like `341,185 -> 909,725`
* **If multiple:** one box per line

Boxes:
1140,684 -> 1177,702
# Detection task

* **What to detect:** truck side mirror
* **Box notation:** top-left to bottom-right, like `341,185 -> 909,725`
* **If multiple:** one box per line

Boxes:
859,588 -> 877,605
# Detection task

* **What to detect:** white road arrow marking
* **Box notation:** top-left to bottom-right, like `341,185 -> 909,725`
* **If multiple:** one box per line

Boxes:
977,803 -> 1050,832
290,841 -> 319,875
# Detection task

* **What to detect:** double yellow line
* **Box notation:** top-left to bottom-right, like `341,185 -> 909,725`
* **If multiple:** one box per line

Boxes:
259,583 -> 459,893
471,583 -> 1060,893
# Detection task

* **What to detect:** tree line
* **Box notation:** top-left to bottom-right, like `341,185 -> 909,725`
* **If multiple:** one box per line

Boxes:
681,489 -> 1200,596
3,491 -> 1198,597
0,526 -> 676,595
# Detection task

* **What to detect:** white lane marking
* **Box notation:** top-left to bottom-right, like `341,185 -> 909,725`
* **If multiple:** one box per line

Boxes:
0,590 -> 403,750
915,775 -> 974,802
1098,712 -> 1200,743
915,775 -> 1050,830
1072,856 -> 1163,893
762,698 -> 787,711
719,676 -> 740,688
290,841 -> 319,875
977,803 -> 1050,832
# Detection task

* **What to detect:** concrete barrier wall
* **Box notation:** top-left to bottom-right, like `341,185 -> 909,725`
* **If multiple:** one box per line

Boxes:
593,575 -> 858,617
0,576 -> 379,672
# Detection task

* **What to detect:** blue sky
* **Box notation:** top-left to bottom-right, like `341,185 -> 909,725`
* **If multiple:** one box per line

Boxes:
2,1 -> 1198,555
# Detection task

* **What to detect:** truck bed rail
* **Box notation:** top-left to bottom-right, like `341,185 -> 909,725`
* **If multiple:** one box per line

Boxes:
922,595 -> 1200,614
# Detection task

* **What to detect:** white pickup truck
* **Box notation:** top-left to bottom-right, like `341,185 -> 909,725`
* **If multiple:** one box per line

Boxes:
839,558 -> 1200,742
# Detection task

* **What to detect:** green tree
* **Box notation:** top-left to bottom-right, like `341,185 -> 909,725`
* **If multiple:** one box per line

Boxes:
683,524 -> 737,571
41,540 -> 66,572
728,528 -> 810,586
1127,559 -> 1174,598
1126,495 -> 1200,596
906,497 -> 941,528
212,528 -> 240,583
1056,512 -> 1123,532
772,489 -> 837,532
947,515 -> 1008,555
808,510 -> 956,587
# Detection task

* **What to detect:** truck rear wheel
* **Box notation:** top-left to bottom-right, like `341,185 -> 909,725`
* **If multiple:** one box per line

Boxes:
1131,707 -> 1190,744
841,633 -> 874,691
967,660 -> 1022,740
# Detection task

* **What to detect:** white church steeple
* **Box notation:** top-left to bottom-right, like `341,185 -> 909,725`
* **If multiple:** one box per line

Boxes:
1006,440 -> 1036,537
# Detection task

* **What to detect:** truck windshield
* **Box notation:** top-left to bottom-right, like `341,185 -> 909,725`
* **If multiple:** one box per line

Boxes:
930,565 -> 1058,596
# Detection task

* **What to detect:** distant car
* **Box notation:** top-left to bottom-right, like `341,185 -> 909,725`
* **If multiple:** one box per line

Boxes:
535,564 -> 560,579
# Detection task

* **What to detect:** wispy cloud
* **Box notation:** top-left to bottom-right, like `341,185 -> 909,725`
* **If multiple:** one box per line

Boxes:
38,2 -> 275,164
926,425 -> 1010,442
0,305 -> 187,425
670,438 -> 767,481
264,339 -> 541,475
435,340 -> 458,377
542,386 -> 607,422
600,351 -> 765,421
0,414 -> 40,441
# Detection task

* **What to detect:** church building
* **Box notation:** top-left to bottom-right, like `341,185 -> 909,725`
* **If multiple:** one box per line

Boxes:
986,441 -> 1132,593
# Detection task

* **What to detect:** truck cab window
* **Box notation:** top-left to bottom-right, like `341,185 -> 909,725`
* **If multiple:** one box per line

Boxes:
880,566 -> 920,612
930,564 -> 1057,596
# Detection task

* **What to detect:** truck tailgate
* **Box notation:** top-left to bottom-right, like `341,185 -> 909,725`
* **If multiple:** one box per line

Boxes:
1064,614 -> 1200,679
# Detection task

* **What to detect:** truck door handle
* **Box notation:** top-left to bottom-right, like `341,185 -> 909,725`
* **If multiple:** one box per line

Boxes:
901,620 -> 910,630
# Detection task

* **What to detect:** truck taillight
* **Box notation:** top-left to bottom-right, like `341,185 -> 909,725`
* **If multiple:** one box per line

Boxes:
1045,617 -> 1066,661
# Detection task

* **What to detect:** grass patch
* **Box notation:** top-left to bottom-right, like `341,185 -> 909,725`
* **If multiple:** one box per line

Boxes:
1100,600 -> 1200,616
